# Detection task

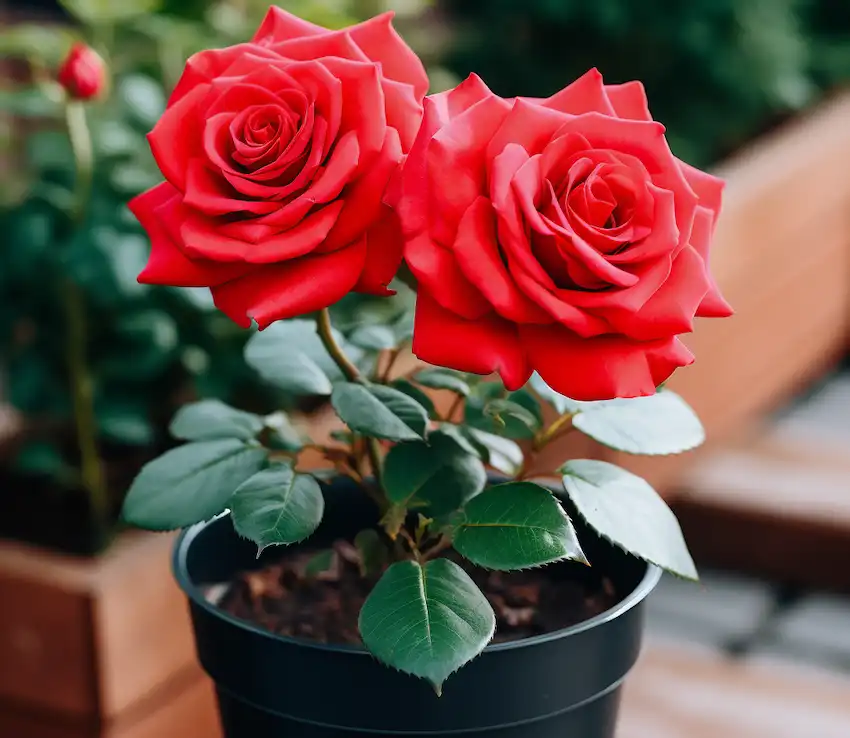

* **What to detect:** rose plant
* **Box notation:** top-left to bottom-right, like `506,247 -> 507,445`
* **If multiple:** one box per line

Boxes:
122,6 -> 730,701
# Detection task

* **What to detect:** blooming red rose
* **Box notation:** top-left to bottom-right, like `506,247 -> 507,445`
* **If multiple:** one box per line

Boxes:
393,70 -> 732,401
58,43 -> 106,101
130,9 -> 427,328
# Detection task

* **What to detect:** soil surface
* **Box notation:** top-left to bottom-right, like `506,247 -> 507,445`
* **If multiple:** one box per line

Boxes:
217,540 -> 619,645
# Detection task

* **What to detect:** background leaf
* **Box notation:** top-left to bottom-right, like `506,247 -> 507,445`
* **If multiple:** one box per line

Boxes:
244,322 -> 333,396
561,459 -> 697,580
454,481 -> 586,570
359,558 -> 495,693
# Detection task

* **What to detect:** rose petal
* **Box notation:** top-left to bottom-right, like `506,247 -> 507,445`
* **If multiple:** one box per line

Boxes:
453,197 -> 550,323
348,12 -> 429,98
604,80 -> 652,122
537,68 -> 616,116
270,30 -> 368,65
148,83 -> 210,191
690,206 -> 733,317
678,159 -> 723,218
607,245 -> 710,340
252,7 -> 324,44
413,290 -> 531,391
427,93 -> 512,244
486,97 -> 571,163
405,231 -> 491,320
168,44 -> 279,106
520,323 -> 694,400
211,239 -> 367,328
131,183 -> 253,287
181,200 -> 343,262
319,56 -> 386,166
322,127 -> 403,252
184,158 -> 281,216
354,206 -> 403,296
381,77 -> 423,151
393,74 -> 494,235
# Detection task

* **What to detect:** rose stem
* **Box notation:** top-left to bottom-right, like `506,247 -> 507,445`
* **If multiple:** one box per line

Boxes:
315,309 -> 387,503
64,100 -> 107,531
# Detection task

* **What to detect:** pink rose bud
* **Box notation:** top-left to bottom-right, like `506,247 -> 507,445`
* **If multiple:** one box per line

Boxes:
58,43 -> 106,101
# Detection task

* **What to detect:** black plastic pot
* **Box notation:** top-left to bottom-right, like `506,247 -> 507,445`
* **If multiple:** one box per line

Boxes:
174,477 -> 660,737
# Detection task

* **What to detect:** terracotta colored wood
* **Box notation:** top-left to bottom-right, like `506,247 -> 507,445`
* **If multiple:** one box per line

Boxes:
538,92 -> 850,495
0,670 -> 220,738
619,641 -> 850,737
672,428 -> 850,590
0,531 -> 198,721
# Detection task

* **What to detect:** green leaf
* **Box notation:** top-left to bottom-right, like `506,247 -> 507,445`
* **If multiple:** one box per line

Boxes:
465,383 -> 541,439
262,411 -> 305,451
354,529 -> 388,576
230,465 -> 324,554
391,379 -> 437,419
359,559 -> 495,693
561,459 -> 697,580
485,399 -> 540,436
98,405 -> 154,446
413,369 -> 470,397
245,322 -> 333,396
122,440 -> 266,531
383,433 -> 486,516
331,383 -> 428,442
572,391 -> 705,455
460,427 -> 523,475
118,74 -> 165,128
304,549 -> 336,577
348,324 -> 397,351
169,399 -> 263,442
529,373 -> 585,415
454,482 -> 586,570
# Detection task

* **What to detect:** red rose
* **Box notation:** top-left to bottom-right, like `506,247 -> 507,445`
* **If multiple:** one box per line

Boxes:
130,9 -> 427,328
393,70 -> 732,401
58,43 -> 106,101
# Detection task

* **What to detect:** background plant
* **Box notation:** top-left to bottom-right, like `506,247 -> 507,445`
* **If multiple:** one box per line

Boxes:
123,304 -> 704,692
0,0 -> 402,546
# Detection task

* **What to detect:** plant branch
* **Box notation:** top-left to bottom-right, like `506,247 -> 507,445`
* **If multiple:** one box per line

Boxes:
316,309 -> 387,506
63,100 -> 106,527
533,412 -> 575,451
445,394 -> 464,423
316,308 -> 361,382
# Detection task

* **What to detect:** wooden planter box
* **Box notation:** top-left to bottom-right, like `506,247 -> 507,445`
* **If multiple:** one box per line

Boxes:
0,532 -> 220,738
538,91 -> 850,492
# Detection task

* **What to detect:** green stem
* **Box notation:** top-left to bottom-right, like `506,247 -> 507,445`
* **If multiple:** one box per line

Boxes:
315,309 -> 387,498
63,100 -> 106,528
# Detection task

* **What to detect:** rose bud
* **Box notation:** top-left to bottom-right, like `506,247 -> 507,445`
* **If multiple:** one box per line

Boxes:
58,43 -> 107,101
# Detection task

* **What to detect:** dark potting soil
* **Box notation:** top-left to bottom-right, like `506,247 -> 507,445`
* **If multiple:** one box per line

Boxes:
217,540 -> 619,645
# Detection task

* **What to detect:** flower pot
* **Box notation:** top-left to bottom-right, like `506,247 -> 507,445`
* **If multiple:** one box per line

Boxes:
173,477 -> 660,737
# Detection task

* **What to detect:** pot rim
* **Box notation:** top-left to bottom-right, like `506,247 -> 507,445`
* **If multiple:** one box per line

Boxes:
175,512 -> 661,655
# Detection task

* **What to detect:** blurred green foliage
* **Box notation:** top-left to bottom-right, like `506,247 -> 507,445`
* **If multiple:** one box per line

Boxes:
0,0 -> 385,498
441,0 -> 850,167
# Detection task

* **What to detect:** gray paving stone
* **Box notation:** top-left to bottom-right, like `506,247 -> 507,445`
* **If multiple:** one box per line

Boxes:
773,376 -> 850,446
749,594 -> 850,673
644,570 -> 776,648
